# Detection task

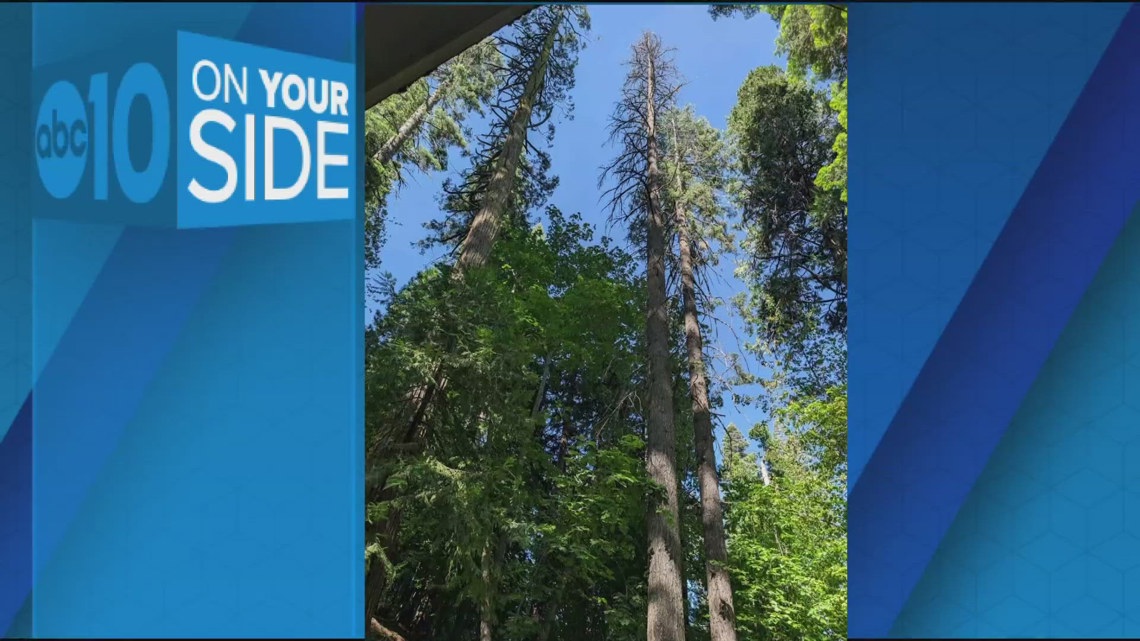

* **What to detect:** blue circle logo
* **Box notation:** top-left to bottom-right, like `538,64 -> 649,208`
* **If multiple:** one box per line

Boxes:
35,80 -> 89,199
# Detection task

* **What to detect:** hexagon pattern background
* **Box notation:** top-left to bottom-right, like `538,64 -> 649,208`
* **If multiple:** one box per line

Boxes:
897,207 -> 1140,637
849,1 -> 1131,492
0,2 -> 30,443
851,3 -> 1140,637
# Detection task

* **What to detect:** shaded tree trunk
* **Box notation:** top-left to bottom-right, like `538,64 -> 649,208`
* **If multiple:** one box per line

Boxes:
674,185 -> 738,641
393,10 -> 563,454
481,547 -> 493,641
643,41 -> 687,641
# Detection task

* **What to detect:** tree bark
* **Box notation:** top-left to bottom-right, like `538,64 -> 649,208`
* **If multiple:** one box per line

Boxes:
369,618 -> 407,641
673,173 -> 739,641
395,10 -> 563,452
643,42 -> 687,641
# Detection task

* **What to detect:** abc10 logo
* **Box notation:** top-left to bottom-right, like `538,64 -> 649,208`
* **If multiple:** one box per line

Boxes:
34,63 -> 170,205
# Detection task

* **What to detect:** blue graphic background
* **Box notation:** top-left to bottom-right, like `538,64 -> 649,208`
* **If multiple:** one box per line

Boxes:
0,3 -> 362,638
0,4 -> 33,638
850,3 -> 1140,637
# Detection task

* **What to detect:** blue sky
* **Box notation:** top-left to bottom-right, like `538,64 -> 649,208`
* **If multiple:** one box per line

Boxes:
373,5 -> 783,446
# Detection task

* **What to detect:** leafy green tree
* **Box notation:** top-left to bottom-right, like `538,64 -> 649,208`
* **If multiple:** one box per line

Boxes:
722,388 -> 847,641
711,4 -> 847,204
374,40 -> 501,168
715,5 -> 848,394
367,210 -> 657,641
711,10 -> 848,640
365,10 -> 591,625
385,5 -> 591,453
727,66 -> 845,395
363,10 -> 849,641
763,4 -> 847,206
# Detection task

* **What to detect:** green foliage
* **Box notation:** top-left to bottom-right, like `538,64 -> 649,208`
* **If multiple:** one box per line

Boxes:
368,210 -> 657,640
762,5 -> 847,86
717,3 -> 848,208
707,5 -> 764,21
661,105 -> 735,266
364,39 -> 502,267
723,388 -> 847,641
711,10 -> 848,640
714,6 -> 848,381
711,2 -> 847,81
765,4 -> 847,207
815,79 -> 846,203
728,66 -> 846,393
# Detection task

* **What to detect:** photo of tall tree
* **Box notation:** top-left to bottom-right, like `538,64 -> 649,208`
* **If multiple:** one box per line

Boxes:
362,5 -> 848,641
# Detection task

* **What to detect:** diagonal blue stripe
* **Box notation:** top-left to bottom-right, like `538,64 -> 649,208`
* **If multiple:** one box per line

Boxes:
0,394 -> 31,637
849,5 -> 1140,637
846,3 -> 1133,490
892,199 -> 1140,637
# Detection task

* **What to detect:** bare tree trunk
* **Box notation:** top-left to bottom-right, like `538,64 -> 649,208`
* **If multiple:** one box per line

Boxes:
375,77 -> 448,166
643,40 -> 687,641
369,618 -> 407,641
674,189 -> 738,641
480,541 -> 495,641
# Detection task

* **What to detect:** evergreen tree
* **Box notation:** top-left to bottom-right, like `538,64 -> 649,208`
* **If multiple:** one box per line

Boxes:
366,8 -> 600,636
662,106 -> 737,641
600,31 -> 687,641
728,65 -> 845,396
364,39 -> 501,269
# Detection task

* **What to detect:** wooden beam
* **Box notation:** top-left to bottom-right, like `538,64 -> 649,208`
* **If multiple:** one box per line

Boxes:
363,4 -> 537,109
